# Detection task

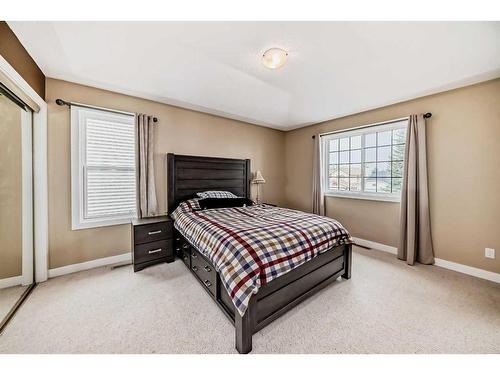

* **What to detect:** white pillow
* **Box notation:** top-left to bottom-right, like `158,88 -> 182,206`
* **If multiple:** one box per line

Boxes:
196,191 -> 238,199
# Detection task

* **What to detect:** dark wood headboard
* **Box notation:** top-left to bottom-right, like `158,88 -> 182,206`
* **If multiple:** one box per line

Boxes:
167,153 -> 251,213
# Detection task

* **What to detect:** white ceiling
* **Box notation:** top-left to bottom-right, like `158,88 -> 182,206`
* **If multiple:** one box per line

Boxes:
9,21 -> 500,130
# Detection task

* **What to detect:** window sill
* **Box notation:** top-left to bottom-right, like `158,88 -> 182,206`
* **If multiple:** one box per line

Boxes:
71,216 -> 135,230
324,191 -> 401,203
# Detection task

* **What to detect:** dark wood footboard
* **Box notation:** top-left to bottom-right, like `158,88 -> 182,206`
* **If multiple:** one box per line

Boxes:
174,232 -> 352,354
233,243 -> 351,354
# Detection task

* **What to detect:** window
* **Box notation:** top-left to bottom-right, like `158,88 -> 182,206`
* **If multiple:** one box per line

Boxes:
71,105 -> 136,229
322,119 -> 407,202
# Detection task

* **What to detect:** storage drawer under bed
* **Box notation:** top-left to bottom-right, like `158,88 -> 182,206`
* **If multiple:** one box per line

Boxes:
175,236 -> 191,269
190,249 -> 216,296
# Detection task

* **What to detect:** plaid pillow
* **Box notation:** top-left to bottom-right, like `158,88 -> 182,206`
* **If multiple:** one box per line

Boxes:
171,198 -> 201,220
196,191 -> 238,199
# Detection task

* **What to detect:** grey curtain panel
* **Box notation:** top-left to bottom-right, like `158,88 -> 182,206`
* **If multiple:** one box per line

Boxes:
398,114 -> 434,265
137,114 -> 158,218
312,134 -> 325,216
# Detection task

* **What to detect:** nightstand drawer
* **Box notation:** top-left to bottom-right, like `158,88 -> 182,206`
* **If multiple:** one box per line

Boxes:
134,240 -> 172,264
134,222 -> 172,245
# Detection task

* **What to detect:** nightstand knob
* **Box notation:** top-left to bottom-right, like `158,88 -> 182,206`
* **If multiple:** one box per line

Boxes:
204,265 -> 211,272
192,266 -> 198,272
191,252 -> 197,258
204,280 -> 212,287
182,244 -> 189,249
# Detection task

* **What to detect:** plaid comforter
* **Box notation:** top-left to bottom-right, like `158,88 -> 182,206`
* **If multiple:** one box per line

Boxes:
172,203 -> 352,316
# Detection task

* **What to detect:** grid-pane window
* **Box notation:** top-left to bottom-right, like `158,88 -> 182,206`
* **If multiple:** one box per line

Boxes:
324,119 -> 407,201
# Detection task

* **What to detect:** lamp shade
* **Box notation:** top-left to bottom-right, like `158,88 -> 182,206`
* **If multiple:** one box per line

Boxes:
252,170 -> 266,184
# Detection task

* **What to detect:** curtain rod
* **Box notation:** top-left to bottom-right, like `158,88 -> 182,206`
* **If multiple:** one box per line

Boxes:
311,112 -> 432,139
55,98 -> 158,123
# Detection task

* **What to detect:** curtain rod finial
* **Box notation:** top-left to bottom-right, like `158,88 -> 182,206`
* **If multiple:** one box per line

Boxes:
424,112 -> 432,118
56,98 -> 69,106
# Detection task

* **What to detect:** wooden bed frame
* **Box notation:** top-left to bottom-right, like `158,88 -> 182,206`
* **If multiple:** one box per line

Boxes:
167,153 -> 352,353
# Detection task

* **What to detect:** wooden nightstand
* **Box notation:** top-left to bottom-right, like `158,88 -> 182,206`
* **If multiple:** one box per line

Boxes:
132,216 -> 174,272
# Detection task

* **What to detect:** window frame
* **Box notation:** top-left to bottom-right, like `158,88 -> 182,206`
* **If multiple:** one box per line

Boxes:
321,119 -> 408,203
71,105 -> 137,230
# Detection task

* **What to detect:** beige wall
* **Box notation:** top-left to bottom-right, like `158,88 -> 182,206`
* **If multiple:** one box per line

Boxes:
46,77 -> 500,274
46,78 -> 286,269
285,79 -> 500,273
0,94 -> 22,279
0,21 -> 45,98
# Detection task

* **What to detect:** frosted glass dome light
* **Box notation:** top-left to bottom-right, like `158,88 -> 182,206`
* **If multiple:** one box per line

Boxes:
262,48 -> 288,69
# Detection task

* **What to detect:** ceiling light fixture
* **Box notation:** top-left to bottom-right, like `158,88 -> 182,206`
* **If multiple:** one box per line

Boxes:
262,48 -> 288,69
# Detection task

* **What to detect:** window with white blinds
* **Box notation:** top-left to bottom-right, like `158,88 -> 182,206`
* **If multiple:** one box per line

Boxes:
71,105 -> 136,229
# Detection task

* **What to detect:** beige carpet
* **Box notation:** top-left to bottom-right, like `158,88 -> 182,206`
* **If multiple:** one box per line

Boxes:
0,246 -> 499,354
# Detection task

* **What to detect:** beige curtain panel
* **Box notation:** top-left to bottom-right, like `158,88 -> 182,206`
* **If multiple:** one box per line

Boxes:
137,114 -> 158,218
398,114 -> 434,265
312,134 -> 325,216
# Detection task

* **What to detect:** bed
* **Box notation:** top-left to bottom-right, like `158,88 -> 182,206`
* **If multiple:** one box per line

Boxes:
167,153 -> 353,353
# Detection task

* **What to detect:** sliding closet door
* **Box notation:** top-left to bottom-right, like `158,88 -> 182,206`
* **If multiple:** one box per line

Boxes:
0,90 -> 33,326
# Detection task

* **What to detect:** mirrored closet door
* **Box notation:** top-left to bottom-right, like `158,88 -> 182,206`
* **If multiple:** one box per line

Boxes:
0,81 -> 34,333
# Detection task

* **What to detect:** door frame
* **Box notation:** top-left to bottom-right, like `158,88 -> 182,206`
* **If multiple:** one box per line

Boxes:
21,108 -> 33,285
0,54 -> 48,283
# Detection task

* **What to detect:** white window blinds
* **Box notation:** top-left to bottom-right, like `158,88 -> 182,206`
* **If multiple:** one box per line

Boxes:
71,105 -> 136,229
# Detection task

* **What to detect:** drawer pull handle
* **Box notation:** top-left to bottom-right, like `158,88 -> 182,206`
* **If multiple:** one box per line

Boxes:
148,230 -> 162,235
204,280 -> 212,287
148,248 -> 162,254
191,253 -> 198,258
182,244 -> 189,249
175,237 -> 180,241
204,265 -> 212,272
192,266 -> 198,271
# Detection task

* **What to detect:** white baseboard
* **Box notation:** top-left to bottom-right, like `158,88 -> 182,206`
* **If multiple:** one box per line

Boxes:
48,253 -> 131,278
352,237 -> 499,284
433,258 -> 500,284
0,275 -> 23,289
